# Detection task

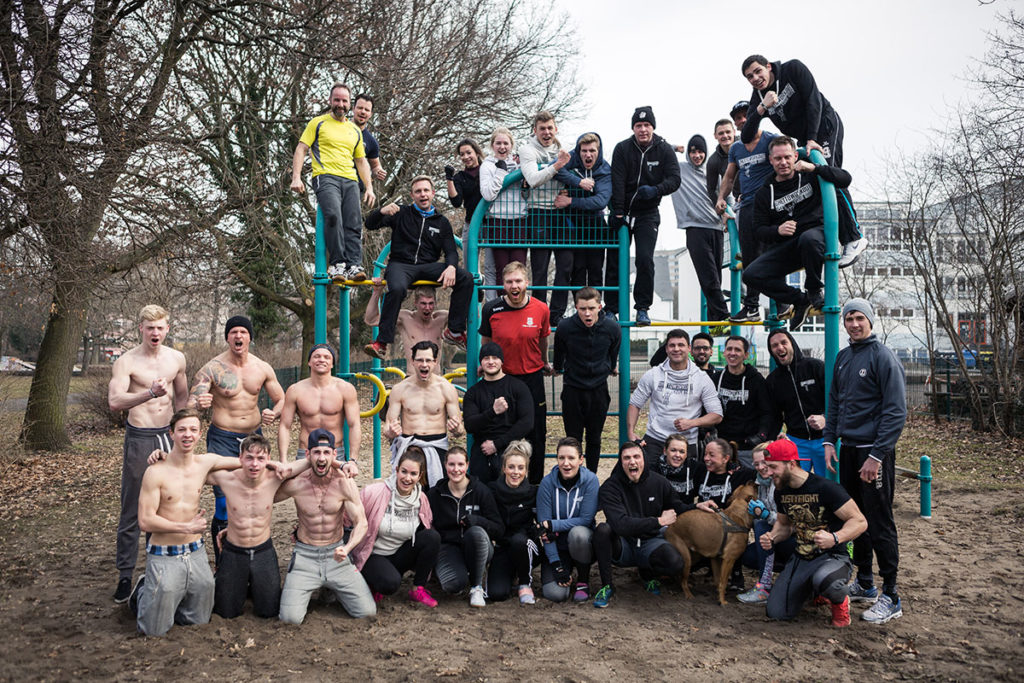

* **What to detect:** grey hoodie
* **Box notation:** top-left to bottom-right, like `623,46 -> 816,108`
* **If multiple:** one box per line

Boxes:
671,134 -> 720,231
629,357 -> 722,443
518,135 -> 564,210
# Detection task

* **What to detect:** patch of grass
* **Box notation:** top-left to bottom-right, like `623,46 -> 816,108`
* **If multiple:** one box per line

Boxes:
897,416 -> 1024,491
0,374 -> 94,401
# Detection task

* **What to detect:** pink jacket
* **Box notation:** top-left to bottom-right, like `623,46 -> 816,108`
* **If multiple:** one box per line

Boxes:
351,480 -> 433,570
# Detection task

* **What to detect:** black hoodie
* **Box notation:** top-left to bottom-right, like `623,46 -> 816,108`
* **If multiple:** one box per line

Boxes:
427,476 -> 504,546
740,59 -> 837,147
553,311 -> 620,390
488,478 -> 538,546
765,329 -> 826,440
365,204 -> 458,267
610,133 -> 681,217
599,461 -> 693,544
715,363 -> 773,448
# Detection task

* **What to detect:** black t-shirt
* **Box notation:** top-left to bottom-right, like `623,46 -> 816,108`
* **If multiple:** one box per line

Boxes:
692,463 -> 755,505
774,473 -> 852,560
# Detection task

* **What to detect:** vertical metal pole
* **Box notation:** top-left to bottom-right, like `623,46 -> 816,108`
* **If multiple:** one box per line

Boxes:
919,455 -> 932,519
314,207 -> 327,344
726,214 -> 742,337
700,295 -> 708,334
813,148 -> 841,483
369,251 -> 389,480
618,223 -> 631,445
338,286 -> 351,460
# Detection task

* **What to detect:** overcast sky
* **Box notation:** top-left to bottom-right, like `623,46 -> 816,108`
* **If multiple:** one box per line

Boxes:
555,0 -> 1009,250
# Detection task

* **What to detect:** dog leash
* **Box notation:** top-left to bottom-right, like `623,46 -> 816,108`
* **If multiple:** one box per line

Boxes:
716,509 -> 749,556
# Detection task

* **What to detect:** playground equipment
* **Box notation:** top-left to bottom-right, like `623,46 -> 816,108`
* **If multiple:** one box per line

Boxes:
312,147 -> 945,518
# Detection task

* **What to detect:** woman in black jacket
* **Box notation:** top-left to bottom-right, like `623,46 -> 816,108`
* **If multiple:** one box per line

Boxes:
427,446 -> 504,608
486,441 -> 540,604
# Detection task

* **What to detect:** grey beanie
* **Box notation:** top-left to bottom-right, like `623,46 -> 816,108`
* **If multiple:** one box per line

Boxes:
842,298 -> 875,328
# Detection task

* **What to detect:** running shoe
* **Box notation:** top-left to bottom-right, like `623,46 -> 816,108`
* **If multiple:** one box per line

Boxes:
593,584 -> 614,608
830,595 -> 851,627
572,583 -> 589,603
737,583 -> 769,604
113,577 -> 133,604
644,579 -> 662,596
469,585 -> 486,608
408,586 -> 437,607
364,341 -> 387,360
329,263 -> 347,283
776,303 -> 795,320
839,238 -> 868,269
862,594 -> 902,624
346,264 -> 367,281
635,309 -> 651,326
728,306 -> 762,323
848,582 -> 879,603
441,328 -> 467,351
518,585 -> 536,605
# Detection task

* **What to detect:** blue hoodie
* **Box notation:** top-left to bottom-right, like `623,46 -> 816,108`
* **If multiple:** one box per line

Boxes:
535,464 -> 600,563
555,132 -> 612,218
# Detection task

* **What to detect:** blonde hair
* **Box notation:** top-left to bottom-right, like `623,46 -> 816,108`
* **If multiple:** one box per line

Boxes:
502,260 -> 529,282
490,127 -> 515,150
139,305 -> 169,323
502,439 -> 532,467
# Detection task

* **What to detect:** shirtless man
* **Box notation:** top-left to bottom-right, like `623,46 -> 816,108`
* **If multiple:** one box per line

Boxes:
278,343 -> 361,473
132,408 -> 255,636
276,429 -> 376,623
107,304 -> 187,603
189,315 -> 285,562
383,340 -> 462,487
364,284 -> 448,373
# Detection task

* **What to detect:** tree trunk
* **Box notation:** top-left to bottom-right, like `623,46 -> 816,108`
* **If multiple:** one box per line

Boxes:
298,307 -> 314,380
80,331 -> 92,374
21,282 -> 92,450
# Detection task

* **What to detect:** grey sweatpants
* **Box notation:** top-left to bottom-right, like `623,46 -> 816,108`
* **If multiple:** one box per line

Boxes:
136,545 -> 215,636
278,541 -> 376,624
116,424 -> 171,578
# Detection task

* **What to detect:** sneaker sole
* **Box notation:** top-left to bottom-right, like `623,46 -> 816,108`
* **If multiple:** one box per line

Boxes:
364,345 -> 386,360
863,607 -> 902,624
113,593 -> 131,605
849,595 -> 878,604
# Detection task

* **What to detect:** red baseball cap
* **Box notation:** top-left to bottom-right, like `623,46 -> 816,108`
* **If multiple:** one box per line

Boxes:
763,439 -> 808,462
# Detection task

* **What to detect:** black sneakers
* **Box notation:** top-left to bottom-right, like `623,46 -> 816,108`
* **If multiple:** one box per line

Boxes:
113,577 -> 133,604
790,294 -> 824,332
728,306 -> 762,323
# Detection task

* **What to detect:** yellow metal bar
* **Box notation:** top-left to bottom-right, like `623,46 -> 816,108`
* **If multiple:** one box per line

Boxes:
354,372 -> 388,418
641,320 -> 766,327
333,279 -> 441,288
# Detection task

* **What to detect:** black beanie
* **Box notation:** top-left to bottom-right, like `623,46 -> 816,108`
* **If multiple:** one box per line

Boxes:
687,134 -> 707,156
308,343 -> 337,365
224,315 -> 253,340
479,341 -> 504,362
631,106 -> 656,129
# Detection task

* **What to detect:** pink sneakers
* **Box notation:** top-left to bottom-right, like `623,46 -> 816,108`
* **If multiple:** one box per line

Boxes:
408,585 -> 438,608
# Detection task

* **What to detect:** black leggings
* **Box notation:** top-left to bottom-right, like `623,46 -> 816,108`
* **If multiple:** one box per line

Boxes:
214,538 -> 280,619
593,522 -> 684,586
487,531 -> 538,601
360,528 -> 441,595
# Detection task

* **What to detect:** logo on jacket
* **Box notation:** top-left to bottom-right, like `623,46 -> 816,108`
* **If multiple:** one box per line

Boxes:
428,226 -> 440,236
767,83 -> 796,120
773,183 -> 813,214
859,368 -> 867,377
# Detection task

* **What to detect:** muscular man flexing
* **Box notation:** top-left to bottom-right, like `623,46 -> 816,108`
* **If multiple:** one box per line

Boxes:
107,304 -> 187,603
383,340 -> 463,487
188,315 -> 285,561
278,343 -> 361,473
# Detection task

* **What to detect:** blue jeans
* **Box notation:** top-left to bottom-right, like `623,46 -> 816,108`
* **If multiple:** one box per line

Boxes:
790,435 -> 826,475
313,174 -> 363,267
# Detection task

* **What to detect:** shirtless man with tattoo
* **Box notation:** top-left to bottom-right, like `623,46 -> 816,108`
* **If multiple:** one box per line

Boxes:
188,315 -> 285,562
382,340 -> 463,487
364,284 -> 449,373
278,343 -> 361,474
132,408 -> 279,636
107,304 -> 188,603
276,429 -> 376,623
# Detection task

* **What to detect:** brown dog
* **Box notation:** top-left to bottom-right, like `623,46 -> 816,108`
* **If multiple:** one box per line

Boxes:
664,481 -> 757,605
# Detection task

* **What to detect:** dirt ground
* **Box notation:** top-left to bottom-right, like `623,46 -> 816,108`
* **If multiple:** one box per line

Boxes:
1,419 -> 1023,682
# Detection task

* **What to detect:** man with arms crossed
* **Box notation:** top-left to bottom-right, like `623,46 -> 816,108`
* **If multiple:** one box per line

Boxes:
383,340 -> 463,487
108,304 -> 187,603
278,342 -> 361,474
276,429 -> 376,623
132,408 -> 253,636
189,315 -> 285,562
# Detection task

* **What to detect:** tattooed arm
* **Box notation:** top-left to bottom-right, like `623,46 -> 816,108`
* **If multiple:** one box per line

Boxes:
187,360 -> 216,410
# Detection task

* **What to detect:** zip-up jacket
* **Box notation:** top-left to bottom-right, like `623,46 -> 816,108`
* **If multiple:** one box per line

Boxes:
479,155 -> 527,219
765,330 -> 826,440
536,465 -> 600,562
365,204 -> 458,267
741,59 -> 837,146
488,478 -> 538,547
671,140 -> 720,231
449,167 -> 482,223
554,132 -> 612,218
599,462 -> 693,544
823,334 -> 907,462
706,144 -> 736,202
610,133 -> 681,217
351,478 -> 433,570
427,476 -> 504,546
715,364 -> 773,448
553,312 -> 620,390
753,165 -> 852,243
462,374 -> 534,456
